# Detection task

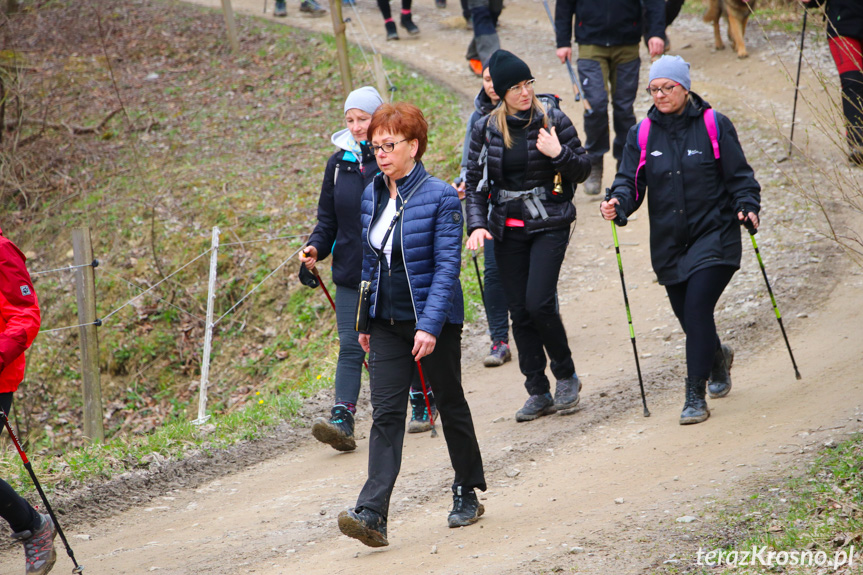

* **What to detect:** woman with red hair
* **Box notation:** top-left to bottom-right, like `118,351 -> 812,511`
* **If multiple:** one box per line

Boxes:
338,102 -> 486,548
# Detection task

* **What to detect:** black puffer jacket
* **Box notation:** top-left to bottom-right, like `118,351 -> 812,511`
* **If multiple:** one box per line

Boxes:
608,93 -> 761,286
806,0 -> 863,39
465,106 -> 591,240
307,143 -> 378,288
555,0 -> 665,48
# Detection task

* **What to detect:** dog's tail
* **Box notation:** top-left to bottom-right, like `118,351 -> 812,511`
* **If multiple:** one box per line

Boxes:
703,0 -> 722,23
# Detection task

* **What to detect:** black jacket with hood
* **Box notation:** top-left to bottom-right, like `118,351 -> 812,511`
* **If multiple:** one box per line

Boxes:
307,130 -> 379,288
459,87 -> 498,182
465,105 -> 591,241
608,92 -> 761,286
806,0 -> 863,39
555,0 -> 665,49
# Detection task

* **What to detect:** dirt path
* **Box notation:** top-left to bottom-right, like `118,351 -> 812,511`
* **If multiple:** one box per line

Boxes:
4,3 -> 862,574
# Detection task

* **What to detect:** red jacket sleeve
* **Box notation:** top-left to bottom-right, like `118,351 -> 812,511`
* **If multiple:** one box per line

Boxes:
0,239 -> 41,372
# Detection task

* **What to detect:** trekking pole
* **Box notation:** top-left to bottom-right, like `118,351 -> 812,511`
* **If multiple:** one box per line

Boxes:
312,265 -> 370,372
0,410 -> 84,574
540,0 -> 588,107
471,251 -> 485,305
740,216 -> 802,380
605,190 -> 650,417
414,360 -> 438,438
786,9 -> 808,160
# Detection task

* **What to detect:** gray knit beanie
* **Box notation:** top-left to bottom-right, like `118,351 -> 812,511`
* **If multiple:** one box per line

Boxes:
344,86 -> 384,116
648,55 -> 691,91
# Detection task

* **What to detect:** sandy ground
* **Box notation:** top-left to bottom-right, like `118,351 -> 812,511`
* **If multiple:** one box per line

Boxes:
4,2 -> 863,574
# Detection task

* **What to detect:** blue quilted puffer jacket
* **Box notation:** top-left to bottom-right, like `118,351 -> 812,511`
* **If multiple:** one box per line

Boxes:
360,162 -> 464,337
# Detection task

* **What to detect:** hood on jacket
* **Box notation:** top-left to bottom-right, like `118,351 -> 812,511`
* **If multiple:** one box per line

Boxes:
473,87 -> 499,117
331,127 -> 364,159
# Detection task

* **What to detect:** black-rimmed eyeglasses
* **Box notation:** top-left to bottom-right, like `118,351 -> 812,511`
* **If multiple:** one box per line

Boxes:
372,139 -> 407,155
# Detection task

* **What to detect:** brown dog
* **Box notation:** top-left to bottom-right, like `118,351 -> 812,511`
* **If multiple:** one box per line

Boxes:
704,0 -> 757,59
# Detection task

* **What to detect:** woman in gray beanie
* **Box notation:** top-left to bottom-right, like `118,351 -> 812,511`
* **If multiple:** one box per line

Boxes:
602,55 -> 762,425
300,87 -> 439,449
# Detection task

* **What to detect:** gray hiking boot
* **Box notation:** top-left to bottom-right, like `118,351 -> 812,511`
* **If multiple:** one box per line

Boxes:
515,393 -> 556,422
299,0 -> 326,16
12,513 -> 57,575
708,344 -> 734,399
447,486 -> 485,528
680,378 -> 710,425
311,405 -> 356,451
483,341 -> 511,367
553,375 -> 582,414
338,507 -> 388,547
583,156 -> 603,195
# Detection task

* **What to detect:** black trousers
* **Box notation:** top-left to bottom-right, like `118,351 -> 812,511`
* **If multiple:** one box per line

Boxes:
665,265 -> 736,381
495,226 -> 575,396
356,320 -> 486,519
0,393 -> 40,533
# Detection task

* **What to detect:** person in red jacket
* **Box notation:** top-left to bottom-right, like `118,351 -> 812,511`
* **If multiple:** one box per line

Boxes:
0,227 -> 57,575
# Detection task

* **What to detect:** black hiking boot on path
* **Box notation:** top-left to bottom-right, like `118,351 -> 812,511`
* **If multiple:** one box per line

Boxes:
680,378 -> 710,425
553,375 -> 582,414
312,405 -> 356,452
400,13 -> 420,35
408,391 -> 436,433
708,344 -> 734,399
273,0 -> 287,16
515,392 -> 556,422
338,507 -> 388,547
448,486 -> 485,528
385,20 -> 399,40
12,513 -> 57,575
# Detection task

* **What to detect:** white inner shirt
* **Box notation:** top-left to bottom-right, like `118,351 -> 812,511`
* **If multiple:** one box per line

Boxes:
369,197 -> 398,267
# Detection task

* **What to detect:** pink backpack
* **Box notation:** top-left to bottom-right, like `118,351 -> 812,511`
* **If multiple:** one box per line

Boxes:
634,109 -> 720,200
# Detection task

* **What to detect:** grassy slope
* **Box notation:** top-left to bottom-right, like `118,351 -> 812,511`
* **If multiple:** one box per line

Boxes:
0,0 -> 480,490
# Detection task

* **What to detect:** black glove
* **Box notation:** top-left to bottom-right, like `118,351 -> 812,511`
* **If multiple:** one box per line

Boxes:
298,264 -> 319,288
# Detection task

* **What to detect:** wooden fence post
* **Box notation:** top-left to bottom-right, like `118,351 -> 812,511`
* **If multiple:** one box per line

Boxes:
373,53 -> 388,102
330,0 -> 352,97
220,0 -> 241,53
72,227 -> 105,443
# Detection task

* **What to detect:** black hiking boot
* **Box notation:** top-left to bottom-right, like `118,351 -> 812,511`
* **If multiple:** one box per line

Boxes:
553,375 -> 582,414
408,391 -> 436,433
515,392 -> 556,422
12,513 -> 57,575
400,13 -> 420,35
583,156 -> 603,195
708,344 -> 734,399
273,0 -> 287,16
680,378 -> 710,425
338,507 -> 388,547
385,20 -> 399,40
312,405 -> 356,451
447,486 -> 485,528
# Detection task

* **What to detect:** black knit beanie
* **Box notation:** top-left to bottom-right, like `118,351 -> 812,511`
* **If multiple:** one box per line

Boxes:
488,50 -> 533,98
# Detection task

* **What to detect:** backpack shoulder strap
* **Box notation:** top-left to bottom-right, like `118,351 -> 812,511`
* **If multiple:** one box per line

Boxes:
703,108 -> 720,160
633,117 -> 651,201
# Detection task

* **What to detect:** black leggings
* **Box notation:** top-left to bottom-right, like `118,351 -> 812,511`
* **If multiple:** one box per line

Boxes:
665,266 -> 736,381
0,393 -> 41,533
376,0 -> 411,21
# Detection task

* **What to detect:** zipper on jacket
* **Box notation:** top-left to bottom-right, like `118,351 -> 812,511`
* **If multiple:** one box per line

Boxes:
398,187 -> 419,323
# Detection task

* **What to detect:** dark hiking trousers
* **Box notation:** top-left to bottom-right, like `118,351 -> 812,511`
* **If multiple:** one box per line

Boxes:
0,393 -> 41,533
334,285 -> 366,406
483,237 -> 510,344
495,226 -> 575,396
355,320 -> 485,518
664,265 -> 736,381
577,44 -> 641,163
466,0 -> 500,63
